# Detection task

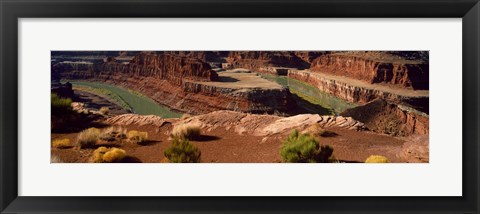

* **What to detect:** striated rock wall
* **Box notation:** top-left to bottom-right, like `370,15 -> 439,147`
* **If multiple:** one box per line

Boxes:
310,54 -> 429,90
225,51 -> 315,71
289,69 -> 402,103
174,110 -> 366,137
53,53 -> 218,86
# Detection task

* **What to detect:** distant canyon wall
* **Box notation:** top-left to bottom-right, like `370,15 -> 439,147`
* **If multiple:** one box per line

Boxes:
309,54 -> 429,90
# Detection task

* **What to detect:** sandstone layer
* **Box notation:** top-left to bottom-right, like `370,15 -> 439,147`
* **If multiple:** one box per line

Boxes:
173,110 -> 366,137
309,53 -> 429,90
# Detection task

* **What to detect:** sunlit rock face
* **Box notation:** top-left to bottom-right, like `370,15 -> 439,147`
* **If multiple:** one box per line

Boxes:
309,53 -> 429,90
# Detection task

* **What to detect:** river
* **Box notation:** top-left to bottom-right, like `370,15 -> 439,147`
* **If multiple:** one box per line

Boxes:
259,73 -> 356,114
69,81 -> 182,118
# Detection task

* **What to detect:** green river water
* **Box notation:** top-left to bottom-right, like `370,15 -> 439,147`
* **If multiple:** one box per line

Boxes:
68,73 -> 355,118
69,81 -> 182,118
259,73 -> 357,115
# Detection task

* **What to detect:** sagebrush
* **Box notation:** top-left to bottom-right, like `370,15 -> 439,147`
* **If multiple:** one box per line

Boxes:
171,124 -> 201,140
52,138 -> 72,149
164,137 -> 201,163
76,127 -> 100,148
93,147 -> 126,163
127,130 -> 148,144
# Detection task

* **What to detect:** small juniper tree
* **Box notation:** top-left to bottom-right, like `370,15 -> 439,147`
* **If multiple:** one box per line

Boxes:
280,129 -> 333,163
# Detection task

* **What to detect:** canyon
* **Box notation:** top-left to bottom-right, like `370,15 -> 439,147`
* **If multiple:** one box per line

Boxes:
51,51 -> 430,163
53,53 -> 293,115
52,51 -> 429,137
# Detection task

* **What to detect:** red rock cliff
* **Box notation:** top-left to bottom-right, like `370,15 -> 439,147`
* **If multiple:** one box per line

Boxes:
225,51 -> 316,71
310,53 -> 429,90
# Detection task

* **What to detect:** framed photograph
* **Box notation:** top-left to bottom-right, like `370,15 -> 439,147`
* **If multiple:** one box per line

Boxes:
1,0 -> 479,213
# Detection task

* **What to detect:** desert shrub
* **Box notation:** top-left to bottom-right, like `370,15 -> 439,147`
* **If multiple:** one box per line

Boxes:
93,147 -> 126,163
51,93 -> 72,115
99,107 -> 109,115
127,130 -> 148,144
76,127 -> 100,148
103,148 -> 127,163
280,129 -> 333,163
171,124 -> 201,140
303,123 -> 326,137
164,137 -> 201,163
93,147 -> 109,163
52,138 -> 72,149
99,126 -> 127,142
365,155 -> 389,163
303,123 -> 337,138
51,155 -> 64,163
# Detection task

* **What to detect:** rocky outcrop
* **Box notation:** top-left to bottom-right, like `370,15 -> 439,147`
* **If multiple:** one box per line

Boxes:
341,99 -> 429,136
104,114 -> 169,127
310,53 -> 429,90
175,110 -> 366,137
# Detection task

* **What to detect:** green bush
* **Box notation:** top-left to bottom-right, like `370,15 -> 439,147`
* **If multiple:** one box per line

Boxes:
164,137 -> 201,163
280,130 -> 333,163
51,93 -> 72,115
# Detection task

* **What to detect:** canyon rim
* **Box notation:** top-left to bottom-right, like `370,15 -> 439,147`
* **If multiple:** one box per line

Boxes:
51,51 -> 429,163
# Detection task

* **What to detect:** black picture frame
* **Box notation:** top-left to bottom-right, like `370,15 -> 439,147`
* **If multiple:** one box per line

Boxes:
1,0 -> 479,213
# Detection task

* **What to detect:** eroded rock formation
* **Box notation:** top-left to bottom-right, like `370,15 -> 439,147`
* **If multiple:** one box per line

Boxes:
310,53 -> 429,90
340,99 -> 429,136
173,110 -> 366,137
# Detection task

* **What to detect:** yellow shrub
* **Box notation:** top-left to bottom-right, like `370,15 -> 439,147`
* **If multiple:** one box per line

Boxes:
52,138 -> 72,149
99,107 -> 110,115
77,127 -> 100,148
171,124 -> 201,140
103,148 -> 127,163
365,155 -> 389,163
127,130 -> 148,144
303,123 -> 326,138
93,147 -> 126,163
93,147 -> 109,163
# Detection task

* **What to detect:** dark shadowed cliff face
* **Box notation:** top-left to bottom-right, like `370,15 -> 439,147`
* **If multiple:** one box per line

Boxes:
225,51 -> 322,70
309,53 -> 429,90
341,99 -> 429,136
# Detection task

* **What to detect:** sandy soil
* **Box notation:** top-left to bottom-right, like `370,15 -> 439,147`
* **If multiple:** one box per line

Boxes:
51,122 -> 405,163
